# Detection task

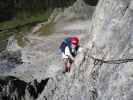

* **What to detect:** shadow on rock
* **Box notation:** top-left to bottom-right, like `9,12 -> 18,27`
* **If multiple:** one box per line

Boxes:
0,50 -> 23,73
0,76 -> 50,100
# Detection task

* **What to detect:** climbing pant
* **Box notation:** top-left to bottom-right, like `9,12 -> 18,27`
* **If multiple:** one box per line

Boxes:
63,58 -> 73,73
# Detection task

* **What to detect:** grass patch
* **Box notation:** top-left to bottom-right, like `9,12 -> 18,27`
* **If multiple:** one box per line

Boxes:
0,9 -> 52,30
37,8 -> 64,36
37,23 -> 55,36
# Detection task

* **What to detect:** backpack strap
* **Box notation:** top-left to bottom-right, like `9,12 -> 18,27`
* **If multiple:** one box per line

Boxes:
68,45 -> 79,57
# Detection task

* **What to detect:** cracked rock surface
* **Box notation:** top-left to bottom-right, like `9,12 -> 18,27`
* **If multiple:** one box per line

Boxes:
0,0 -> 133,100
89,0 -> 133,99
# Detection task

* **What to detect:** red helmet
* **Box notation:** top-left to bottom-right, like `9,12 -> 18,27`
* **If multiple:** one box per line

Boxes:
70,36 -> 79,45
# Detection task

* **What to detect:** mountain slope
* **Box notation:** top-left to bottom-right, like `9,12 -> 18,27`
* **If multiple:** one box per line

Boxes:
37,0 -> 133,100
1,0 -> 133,100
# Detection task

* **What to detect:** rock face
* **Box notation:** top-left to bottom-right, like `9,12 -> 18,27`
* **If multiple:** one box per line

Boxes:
37,0 -> 133,100
0,50 -> 23,74
90,0 -> 133,99
53,0 -> 95,23
50,0 -> 95,33
1,0 -> 133,100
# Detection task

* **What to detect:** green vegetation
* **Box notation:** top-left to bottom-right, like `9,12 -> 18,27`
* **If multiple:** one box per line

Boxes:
15,32 -> 30,47
0,0 -> 76,22
0,9 -> 53,51
0,9 -> 52,30
37,8 -> 64,36
37,23 -> 55,36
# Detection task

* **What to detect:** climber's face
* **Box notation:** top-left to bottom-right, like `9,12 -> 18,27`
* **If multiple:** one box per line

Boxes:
71,44 -> 76,49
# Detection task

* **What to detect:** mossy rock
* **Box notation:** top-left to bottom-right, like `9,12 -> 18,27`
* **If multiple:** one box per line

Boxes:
37,22 -> 55,36
15,33 -> 30,47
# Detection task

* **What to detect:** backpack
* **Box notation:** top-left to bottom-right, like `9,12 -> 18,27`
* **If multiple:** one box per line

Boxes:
59,37 -> 71,53
59,37 -> 79,57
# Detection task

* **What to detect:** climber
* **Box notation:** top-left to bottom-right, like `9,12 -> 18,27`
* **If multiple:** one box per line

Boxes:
59,36 -> 80,73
